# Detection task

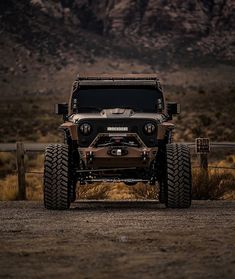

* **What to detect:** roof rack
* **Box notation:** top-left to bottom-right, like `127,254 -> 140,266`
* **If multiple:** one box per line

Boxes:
71,74 -> 162,91
77,74 -> 159,81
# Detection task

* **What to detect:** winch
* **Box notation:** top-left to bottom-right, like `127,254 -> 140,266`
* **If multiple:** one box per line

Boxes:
108,147 -> 128,156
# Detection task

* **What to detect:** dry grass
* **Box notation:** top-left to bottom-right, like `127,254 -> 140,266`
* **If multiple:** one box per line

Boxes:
0,174 -> 43,200
0,153 -> 43,201
132,183 -> 157,199
0,153 -> 234,201
216,155 -> 235,175
77,183 -> 157,200
0,170 -> 234,201
192,154 -> 235,200
192,169 -> 235,200
0,174 -> 18,200
77,183 -> 110,200
0,152 -> 16,177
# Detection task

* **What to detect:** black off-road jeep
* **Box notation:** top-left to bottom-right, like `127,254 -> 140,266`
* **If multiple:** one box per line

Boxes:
44,74 -> 192,209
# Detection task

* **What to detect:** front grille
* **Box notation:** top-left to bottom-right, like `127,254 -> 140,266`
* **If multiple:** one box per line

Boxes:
77,118 -> 158,147
93,135 -> 141,148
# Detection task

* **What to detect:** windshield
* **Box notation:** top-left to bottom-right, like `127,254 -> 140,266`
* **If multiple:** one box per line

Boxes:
74,88 -> 163,112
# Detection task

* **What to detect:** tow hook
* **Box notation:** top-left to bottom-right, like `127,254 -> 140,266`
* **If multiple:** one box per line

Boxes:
142,150 -> 149,162
86,151 -> 94,164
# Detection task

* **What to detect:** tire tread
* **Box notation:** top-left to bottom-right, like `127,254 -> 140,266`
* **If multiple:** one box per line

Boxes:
44,144 -> 71,210
166,143 -> 192,208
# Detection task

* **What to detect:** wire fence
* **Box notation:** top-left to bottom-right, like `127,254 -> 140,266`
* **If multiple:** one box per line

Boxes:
192,166 -> 235,170
0,141 -> 235,199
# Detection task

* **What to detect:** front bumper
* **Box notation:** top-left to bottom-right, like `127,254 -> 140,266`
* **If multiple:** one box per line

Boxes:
78,146 -> 158,168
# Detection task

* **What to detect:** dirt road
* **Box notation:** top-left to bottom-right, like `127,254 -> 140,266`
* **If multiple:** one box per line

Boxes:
0,200 -> 234,279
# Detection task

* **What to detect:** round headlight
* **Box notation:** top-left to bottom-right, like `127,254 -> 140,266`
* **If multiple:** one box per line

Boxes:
79,123 -> 92,135
144,123 -> 156,134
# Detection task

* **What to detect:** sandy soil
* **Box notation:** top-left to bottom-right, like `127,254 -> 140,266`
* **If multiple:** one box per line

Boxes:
0,200 -> 235,279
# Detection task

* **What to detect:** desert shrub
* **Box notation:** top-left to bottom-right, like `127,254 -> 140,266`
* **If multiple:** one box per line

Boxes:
77,183 -> 110,200
0,173 -> 43,201
199,114 -> 212,127
217,155 -> 235,174
0,152 -> 43,200
0,174 -> 18,200
26,174 -> 43,200
0,152 -> 16,177
132,183 -> 157,199
77,182 -> 158,200
192,169 -> 235,200
26,153 -> 44,170
106,183 -> 139,200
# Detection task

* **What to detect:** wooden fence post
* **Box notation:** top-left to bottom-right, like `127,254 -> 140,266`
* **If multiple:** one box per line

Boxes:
16,142 -> 26,200
195,138 -> 210,179
199,153 -> 208,172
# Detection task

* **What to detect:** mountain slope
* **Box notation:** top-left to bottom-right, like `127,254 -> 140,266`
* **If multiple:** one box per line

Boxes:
0,0 -> 234,142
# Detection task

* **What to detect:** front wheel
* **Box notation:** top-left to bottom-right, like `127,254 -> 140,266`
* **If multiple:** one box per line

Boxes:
44,144 -> 71,210
164,143 -> 192,208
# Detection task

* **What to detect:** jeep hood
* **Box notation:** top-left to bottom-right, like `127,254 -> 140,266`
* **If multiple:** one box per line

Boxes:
69,109 -> 167,123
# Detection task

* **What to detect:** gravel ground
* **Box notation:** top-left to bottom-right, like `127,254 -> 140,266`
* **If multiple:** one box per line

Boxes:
0,200 -> 235,279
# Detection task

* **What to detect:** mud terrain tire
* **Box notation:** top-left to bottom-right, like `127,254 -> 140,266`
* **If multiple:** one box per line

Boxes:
165,144 -> 192,208
44,144 -> 71,210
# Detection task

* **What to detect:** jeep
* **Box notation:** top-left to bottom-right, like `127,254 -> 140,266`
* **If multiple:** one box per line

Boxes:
44,74 -> 192,209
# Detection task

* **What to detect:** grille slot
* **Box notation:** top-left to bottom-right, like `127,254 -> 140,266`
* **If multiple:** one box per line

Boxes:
77,118 -> 158,147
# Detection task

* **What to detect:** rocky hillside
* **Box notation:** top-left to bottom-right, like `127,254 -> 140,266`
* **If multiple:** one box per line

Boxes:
1,0 -> 234,65
0,0 -> 235,142
72,0 -> 235,61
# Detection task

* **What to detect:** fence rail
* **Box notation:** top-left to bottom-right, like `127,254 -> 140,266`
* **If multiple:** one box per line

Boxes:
1,142 -> 235,152
0,143 -> 52,152
0,141 -> 235,200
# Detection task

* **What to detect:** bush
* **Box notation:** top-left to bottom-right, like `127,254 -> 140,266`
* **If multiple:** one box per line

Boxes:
0,174 -> 43,201
0,152 -> 16,178
192,169 -> 235,200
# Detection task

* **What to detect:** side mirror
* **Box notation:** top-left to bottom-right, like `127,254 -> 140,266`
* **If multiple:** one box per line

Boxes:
55,103 -> 68,115
167,102 -> 181,119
